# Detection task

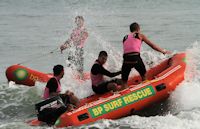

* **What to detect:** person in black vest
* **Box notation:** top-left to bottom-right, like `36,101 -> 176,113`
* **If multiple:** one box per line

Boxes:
90,51 -> 124,94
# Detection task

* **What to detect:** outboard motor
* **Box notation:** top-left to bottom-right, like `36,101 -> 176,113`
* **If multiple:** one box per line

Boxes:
35,96 -> 67,125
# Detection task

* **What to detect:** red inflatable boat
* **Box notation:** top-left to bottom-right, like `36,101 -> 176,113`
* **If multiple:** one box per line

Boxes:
5,65 -> 52,86
5,65 -> 90,86
27,53 -> 187,127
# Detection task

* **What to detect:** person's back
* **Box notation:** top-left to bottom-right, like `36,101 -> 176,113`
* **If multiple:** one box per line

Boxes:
43,65 -> 64,99
123,33 -> 142,54
121,22 -> 171,87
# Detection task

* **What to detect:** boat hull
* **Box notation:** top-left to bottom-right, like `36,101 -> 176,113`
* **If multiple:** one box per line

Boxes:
55,53 -> 186,127
5,65 -> 52,86
27,53 -> 186,127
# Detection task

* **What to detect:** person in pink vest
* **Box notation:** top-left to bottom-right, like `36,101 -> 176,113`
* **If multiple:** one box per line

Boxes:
121,22 -> 171,87
91,51 -> 123,94
60,16 -> 88,76
43,65 -> 79,108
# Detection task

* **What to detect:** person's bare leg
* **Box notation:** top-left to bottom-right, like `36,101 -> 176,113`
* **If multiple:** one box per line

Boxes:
65,90 -> 80,107
69,95 -> 80,107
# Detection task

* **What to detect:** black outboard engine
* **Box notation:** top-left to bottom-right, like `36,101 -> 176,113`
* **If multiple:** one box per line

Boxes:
35,96 -> 67,125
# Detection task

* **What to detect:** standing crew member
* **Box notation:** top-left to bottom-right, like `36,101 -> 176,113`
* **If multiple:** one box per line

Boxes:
121,22 -> 171,87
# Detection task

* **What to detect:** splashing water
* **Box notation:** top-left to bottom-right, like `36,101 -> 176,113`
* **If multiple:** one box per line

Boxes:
169,41 -> 200,113
1,41 -> 200,129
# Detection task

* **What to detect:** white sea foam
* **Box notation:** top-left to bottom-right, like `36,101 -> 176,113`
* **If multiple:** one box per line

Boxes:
1,0 -> 200,128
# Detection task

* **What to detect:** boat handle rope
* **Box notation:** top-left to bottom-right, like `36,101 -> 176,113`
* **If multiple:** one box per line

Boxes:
17,47 -> 60,65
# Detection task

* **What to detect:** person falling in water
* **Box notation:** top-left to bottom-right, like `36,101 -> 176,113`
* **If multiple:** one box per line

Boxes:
60,16 -> 88,78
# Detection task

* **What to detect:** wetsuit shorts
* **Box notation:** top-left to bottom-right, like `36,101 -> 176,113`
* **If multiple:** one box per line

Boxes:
122,53 -> 146,82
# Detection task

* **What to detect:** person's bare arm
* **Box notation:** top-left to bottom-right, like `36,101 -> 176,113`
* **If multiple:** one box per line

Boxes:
141,34 -> 171,54
60,30 -> 74,53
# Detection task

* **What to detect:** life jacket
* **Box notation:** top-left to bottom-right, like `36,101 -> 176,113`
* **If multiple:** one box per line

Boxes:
123,33 -> 142,54
90,61 -> 104,86
43,77 -> 61,100
71,27 -> 88,48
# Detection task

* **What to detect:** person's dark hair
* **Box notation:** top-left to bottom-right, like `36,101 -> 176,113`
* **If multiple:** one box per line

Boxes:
53,65 -> 64,76
98,51 -> 108,57
75,16 -> 84,25
130,22 -> 140,32
75,16 -> 84,21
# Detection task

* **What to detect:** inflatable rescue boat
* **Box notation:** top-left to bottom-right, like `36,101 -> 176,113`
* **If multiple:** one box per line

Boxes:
6,64 -> 52,86
27,53 -> 186,127
6,65 -> 89,86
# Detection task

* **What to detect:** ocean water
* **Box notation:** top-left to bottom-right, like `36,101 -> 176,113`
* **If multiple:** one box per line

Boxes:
1,0 -> 200,128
